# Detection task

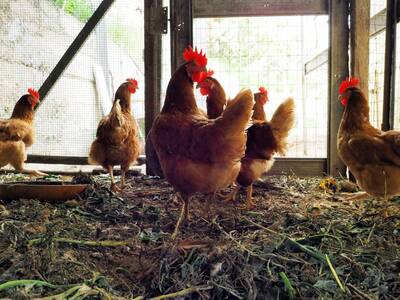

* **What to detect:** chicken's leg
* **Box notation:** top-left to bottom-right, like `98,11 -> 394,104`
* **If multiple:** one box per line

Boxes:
120,168 -> 127,190
245,184 -> 255,209
340,191 -> 370,201
108,165 -> 121,192
171,194 -> 189,240
222,184 -> 239,203
19,169 -> 48,177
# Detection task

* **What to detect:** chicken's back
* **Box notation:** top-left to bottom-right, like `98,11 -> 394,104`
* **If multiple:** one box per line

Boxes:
0,119 -> 34,147
89,109 -> 139,169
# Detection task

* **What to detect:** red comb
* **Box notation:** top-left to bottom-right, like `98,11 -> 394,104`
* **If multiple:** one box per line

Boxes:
339,77 -> 359,94
126,78 -> 138,86
259,86 -> 267,94
28,88 -> 39,100
183,46 -> 207,67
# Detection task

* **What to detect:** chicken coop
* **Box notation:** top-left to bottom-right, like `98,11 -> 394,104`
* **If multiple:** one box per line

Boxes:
0,0 -> 399,299
0,0 -> 396,177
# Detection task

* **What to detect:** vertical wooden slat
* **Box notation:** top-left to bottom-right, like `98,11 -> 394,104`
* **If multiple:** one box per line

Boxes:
36,0 -> 115,108
144,0 -> 162,137
328,0 -> 349,176
350,0 -> 370,94
170,0 -> 193,73
382,0 -> 397,131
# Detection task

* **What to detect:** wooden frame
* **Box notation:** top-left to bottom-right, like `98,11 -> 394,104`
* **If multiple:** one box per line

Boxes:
170,0 -> 193,72
328,0 -> 349,177
144,0 -> 163,137
189,0 -> 332,176
382,0 -> 398,131
193,0 -> 328,18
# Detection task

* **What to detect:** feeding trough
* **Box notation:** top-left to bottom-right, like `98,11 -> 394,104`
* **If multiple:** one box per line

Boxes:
0,181 -> 88,203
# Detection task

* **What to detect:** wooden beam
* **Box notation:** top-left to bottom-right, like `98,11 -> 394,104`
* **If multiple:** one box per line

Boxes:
193,0 -> 328,18
328,0 -> 349,176
27,155 -> 146,166
268,158 -> 327,177
382,0 -> 397,131
35,0 -> 115,108
170,0 -> 193,73
144,0 -> 163,137
350,0 -> 370,94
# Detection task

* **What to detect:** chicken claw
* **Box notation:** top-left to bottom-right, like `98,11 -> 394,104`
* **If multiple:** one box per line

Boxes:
171,194 -> 189,240
111,183 -> 122,193
244,185 -> 256,209
20,169 -> 48,177
222,185 -> 239,203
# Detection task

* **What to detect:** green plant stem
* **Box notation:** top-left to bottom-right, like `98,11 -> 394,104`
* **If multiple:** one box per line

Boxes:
279,272 -> 295,299
325,254 -> 346,293
0,279 -> 60,291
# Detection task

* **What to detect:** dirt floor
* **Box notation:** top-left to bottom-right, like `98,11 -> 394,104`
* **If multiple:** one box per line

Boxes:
0,172 -> 399,299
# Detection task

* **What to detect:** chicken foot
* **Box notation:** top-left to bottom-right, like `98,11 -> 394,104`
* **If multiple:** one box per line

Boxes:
244,184 -> 256,209
222,184 -> 239,203
18,169 -> 48,177
171,194 -> 189,240
108,166 -> 121,192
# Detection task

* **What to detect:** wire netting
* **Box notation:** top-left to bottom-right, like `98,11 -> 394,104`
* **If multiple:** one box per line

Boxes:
0,0 -> 145,158
193,15 -> 329,158
369,0 -> 386,129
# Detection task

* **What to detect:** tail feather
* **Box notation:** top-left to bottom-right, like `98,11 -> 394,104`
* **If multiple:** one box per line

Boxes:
269,97 -> 295,155
216,89 -> 254,134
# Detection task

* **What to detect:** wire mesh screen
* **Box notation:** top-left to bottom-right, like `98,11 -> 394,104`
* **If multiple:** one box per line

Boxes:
0,0 -> 145,158
193,15 -> 329,158
395,23 -> 400,130
369,1 -> 386,129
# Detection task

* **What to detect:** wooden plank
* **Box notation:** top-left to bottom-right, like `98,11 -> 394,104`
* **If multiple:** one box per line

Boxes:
193,0 -> 328,18
382,0 -> 397,131
170,0 -> 193,73
328,0 -> 349,176
144,0 -> 163,137
27,155 -> 146,166
35,0 -> 115,108
350,0 -> 370,95
268,158 -> 327,177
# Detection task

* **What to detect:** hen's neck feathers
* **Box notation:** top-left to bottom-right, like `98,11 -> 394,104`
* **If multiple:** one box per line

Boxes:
11,96 -> 34,123
114,84 -> 131,112
206,79 -> 226,118
162,64 -> 197,114
252,97 -> 266,121
340,89 -> 373,131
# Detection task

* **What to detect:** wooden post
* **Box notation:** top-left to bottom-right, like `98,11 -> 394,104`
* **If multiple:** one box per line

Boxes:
382,0 -> 397,131
170,0 -> 193,73
350,0 -> 370,93
328,0 -> 349,176
144,0 -> 163,137
36,0 -> 115,108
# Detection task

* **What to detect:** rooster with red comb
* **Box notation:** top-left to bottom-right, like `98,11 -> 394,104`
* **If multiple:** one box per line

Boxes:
337,76 -> 400,216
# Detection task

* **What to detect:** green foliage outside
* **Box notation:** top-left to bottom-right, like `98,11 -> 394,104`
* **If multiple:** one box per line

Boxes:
50,0 -> 93,22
